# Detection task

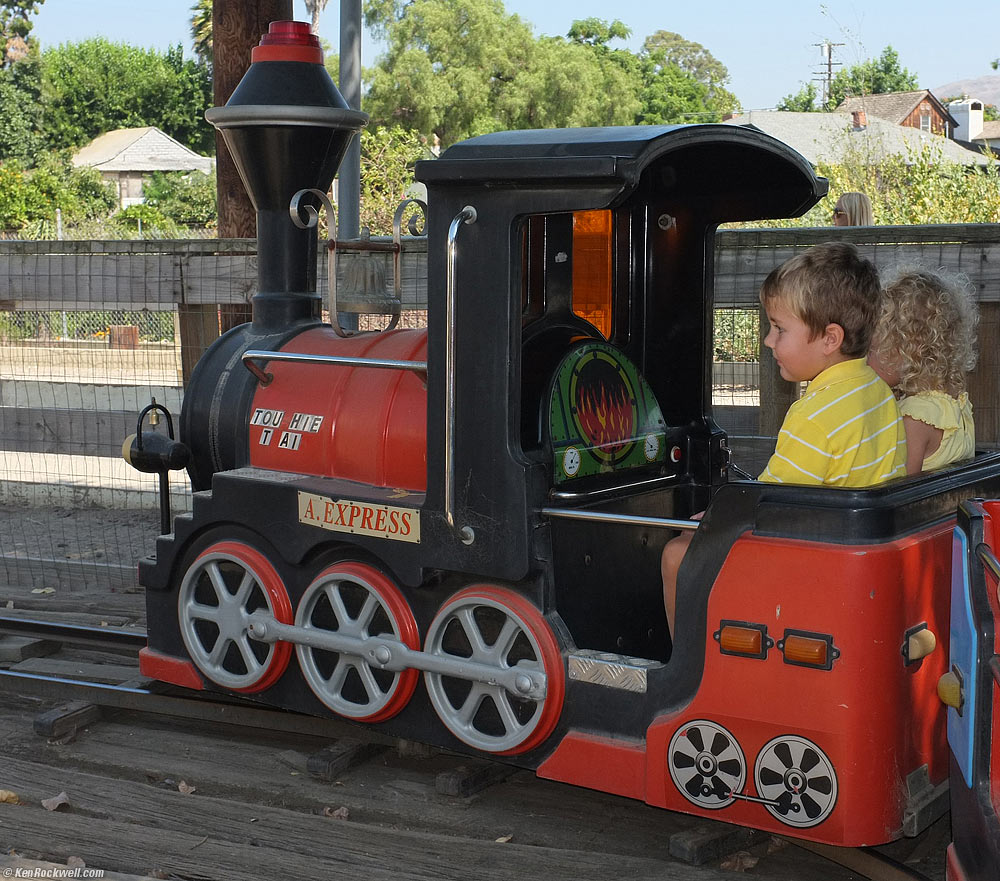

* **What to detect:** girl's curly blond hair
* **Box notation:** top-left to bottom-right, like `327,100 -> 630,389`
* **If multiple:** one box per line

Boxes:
873,268 -> 978,397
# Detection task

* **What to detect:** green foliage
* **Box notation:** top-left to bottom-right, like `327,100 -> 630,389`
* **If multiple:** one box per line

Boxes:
363,1 -> 732,144
828,46 -> 918,109
777,82 -> 819,112
0,53 -> 41,161
41,38 -> 214,153
110,203 -> 181,238
985,104 -> 999,122
637,60 -> 715,125
0,309 -> 174,343
189,0 -> 212,67
1,0 -> 43,65
0,153 -> 116,231
143,169 -> 217,227
750,133 -> 1000,229
364,0 -> 539,145
567,18 -> 631,46
641,29 -> 737,115
359,125 -> 427,234
713,309 -> 759,362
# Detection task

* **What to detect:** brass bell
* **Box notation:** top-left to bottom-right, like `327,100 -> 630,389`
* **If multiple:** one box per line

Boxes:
326,200 -> 426,337
335,228 -> 400,316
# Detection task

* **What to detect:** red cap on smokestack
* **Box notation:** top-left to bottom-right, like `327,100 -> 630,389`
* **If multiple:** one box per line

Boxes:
251,21 -> 323,64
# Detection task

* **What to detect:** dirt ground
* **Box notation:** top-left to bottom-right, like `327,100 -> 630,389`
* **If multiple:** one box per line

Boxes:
0,504 -> 158,593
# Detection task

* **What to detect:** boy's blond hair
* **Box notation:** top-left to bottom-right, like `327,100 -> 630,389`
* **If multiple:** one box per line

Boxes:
759,242 -> 881,358
873,268 -> 978,397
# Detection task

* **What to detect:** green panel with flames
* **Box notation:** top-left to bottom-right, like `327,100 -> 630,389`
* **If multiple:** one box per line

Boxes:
548,341 -> 667,483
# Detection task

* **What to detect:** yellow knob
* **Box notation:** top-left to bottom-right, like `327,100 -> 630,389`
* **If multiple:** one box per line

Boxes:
937,670 -> 964,712
907,628 -> 937,661
122,434 -> 136,465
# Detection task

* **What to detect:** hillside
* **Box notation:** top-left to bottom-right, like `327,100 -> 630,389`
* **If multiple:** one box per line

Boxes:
933,74 -> 1000,108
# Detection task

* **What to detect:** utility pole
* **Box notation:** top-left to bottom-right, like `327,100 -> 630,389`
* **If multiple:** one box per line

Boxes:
812,40 -> 844,107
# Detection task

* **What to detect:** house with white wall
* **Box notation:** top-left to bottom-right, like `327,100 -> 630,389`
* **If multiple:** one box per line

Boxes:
72,127 -> 213,208
949,98 -> 1000,152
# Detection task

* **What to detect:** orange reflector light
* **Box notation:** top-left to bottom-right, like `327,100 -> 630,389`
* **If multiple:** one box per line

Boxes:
719,625 -> 763,656
782,635 -> 828,667
714,620 -> 771,659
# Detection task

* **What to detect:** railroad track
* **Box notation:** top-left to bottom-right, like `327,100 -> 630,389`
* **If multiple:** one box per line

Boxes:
0,614 -> 940,881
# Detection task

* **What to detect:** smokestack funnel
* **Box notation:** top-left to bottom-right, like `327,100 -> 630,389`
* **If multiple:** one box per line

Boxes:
206,21 -> 368,331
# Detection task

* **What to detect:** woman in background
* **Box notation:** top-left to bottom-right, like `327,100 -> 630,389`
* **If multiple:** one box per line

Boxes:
833,192 -> 873,226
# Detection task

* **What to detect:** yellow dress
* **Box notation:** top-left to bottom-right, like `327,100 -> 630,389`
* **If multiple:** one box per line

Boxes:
899,391 -> 975,471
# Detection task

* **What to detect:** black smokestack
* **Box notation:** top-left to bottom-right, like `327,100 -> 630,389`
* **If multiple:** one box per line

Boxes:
206,21 -> 368,331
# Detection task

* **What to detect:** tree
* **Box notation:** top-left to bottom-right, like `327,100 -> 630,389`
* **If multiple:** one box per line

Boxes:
1,0 -> 44,66
499,34 -> 641,129
304,0 -> 330,34
358,125 -> 426,233
190,0 -> 212,67
363,0 -> 539,145
143,169 -> 217,227
0,152 -> 116,232
567,17 -> 630,46
827,46 -> 918,109
0,51 -> 42,161
642,29 -> 738,113
777,83 -> 819,112
363,2 -> 737,139
637,60 -> 716,124
41,39 -> 214,153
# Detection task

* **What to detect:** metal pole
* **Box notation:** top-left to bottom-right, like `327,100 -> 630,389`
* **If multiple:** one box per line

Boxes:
338,0 -> 361,241
338,0 -> 362,332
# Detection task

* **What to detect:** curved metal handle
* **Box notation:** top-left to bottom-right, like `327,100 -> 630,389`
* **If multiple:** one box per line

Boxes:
289,188 -> 336,230
444,205 -> 477,545
134,398 -> 175,449
385,198 -> 428,333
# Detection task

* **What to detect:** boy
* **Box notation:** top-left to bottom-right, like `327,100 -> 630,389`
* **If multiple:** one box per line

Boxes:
662,242 -> 906,632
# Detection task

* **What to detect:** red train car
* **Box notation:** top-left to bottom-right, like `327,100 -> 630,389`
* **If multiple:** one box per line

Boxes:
128,21 -> 1000,866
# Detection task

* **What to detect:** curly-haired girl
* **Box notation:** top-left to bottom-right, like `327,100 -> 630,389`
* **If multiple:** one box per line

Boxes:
869,268 -> 978,474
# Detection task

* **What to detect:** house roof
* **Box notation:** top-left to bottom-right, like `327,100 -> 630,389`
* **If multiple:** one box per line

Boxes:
977,120 -> 1000,144
836,90 -> 958,127
722,111 -> 993,166
72,127 -> 213,174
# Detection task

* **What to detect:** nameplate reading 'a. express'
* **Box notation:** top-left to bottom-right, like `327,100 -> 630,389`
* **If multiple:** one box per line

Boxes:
298,491 -> 420,543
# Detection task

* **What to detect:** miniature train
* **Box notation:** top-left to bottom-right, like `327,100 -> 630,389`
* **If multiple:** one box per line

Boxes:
125,21 -> 1000,878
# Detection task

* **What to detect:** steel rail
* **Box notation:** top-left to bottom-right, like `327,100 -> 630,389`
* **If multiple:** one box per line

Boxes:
0,668 -> 392,742
0,615 -> 147,654
790,838 -> 936,881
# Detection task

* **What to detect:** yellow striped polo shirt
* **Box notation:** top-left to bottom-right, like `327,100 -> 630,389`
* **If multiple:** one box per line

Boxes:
759,358 -> 907,487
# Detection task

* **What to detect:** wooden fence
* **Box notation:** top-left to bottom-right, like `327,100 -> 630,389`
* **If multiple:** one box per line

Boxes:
1,224 -> 998,476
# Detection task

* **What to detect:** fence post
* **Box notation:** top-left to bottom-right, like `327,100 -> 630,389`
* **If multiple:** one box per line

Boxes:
969,302 -> 999,446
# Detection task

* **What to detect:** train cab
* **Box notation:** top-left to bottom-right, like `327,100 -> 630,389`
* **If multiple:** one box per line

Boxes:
133,27 -> 1000,862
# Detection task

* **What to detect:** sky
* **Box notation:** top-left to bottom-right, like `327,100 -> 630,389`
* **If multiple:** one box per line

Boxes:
29,0 -> 1000,110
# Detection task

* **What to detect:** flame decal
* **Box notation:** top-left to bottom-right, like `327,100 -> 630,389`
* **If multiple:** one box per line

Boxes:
576,377 -> 634,455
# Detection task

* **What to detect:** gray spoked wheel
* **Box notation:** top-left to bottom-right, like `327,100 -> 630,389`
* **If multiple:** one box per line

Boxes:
754,735 -> 838,828
668,720 -> 746,809
423,588 -> 563,754
177,541 -> 291,691
295,563 -> 419,721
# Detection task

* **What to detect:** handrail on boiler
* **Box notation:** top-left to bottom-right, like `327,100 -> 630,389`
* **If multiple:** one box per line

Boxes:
241,349 -> 427,386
